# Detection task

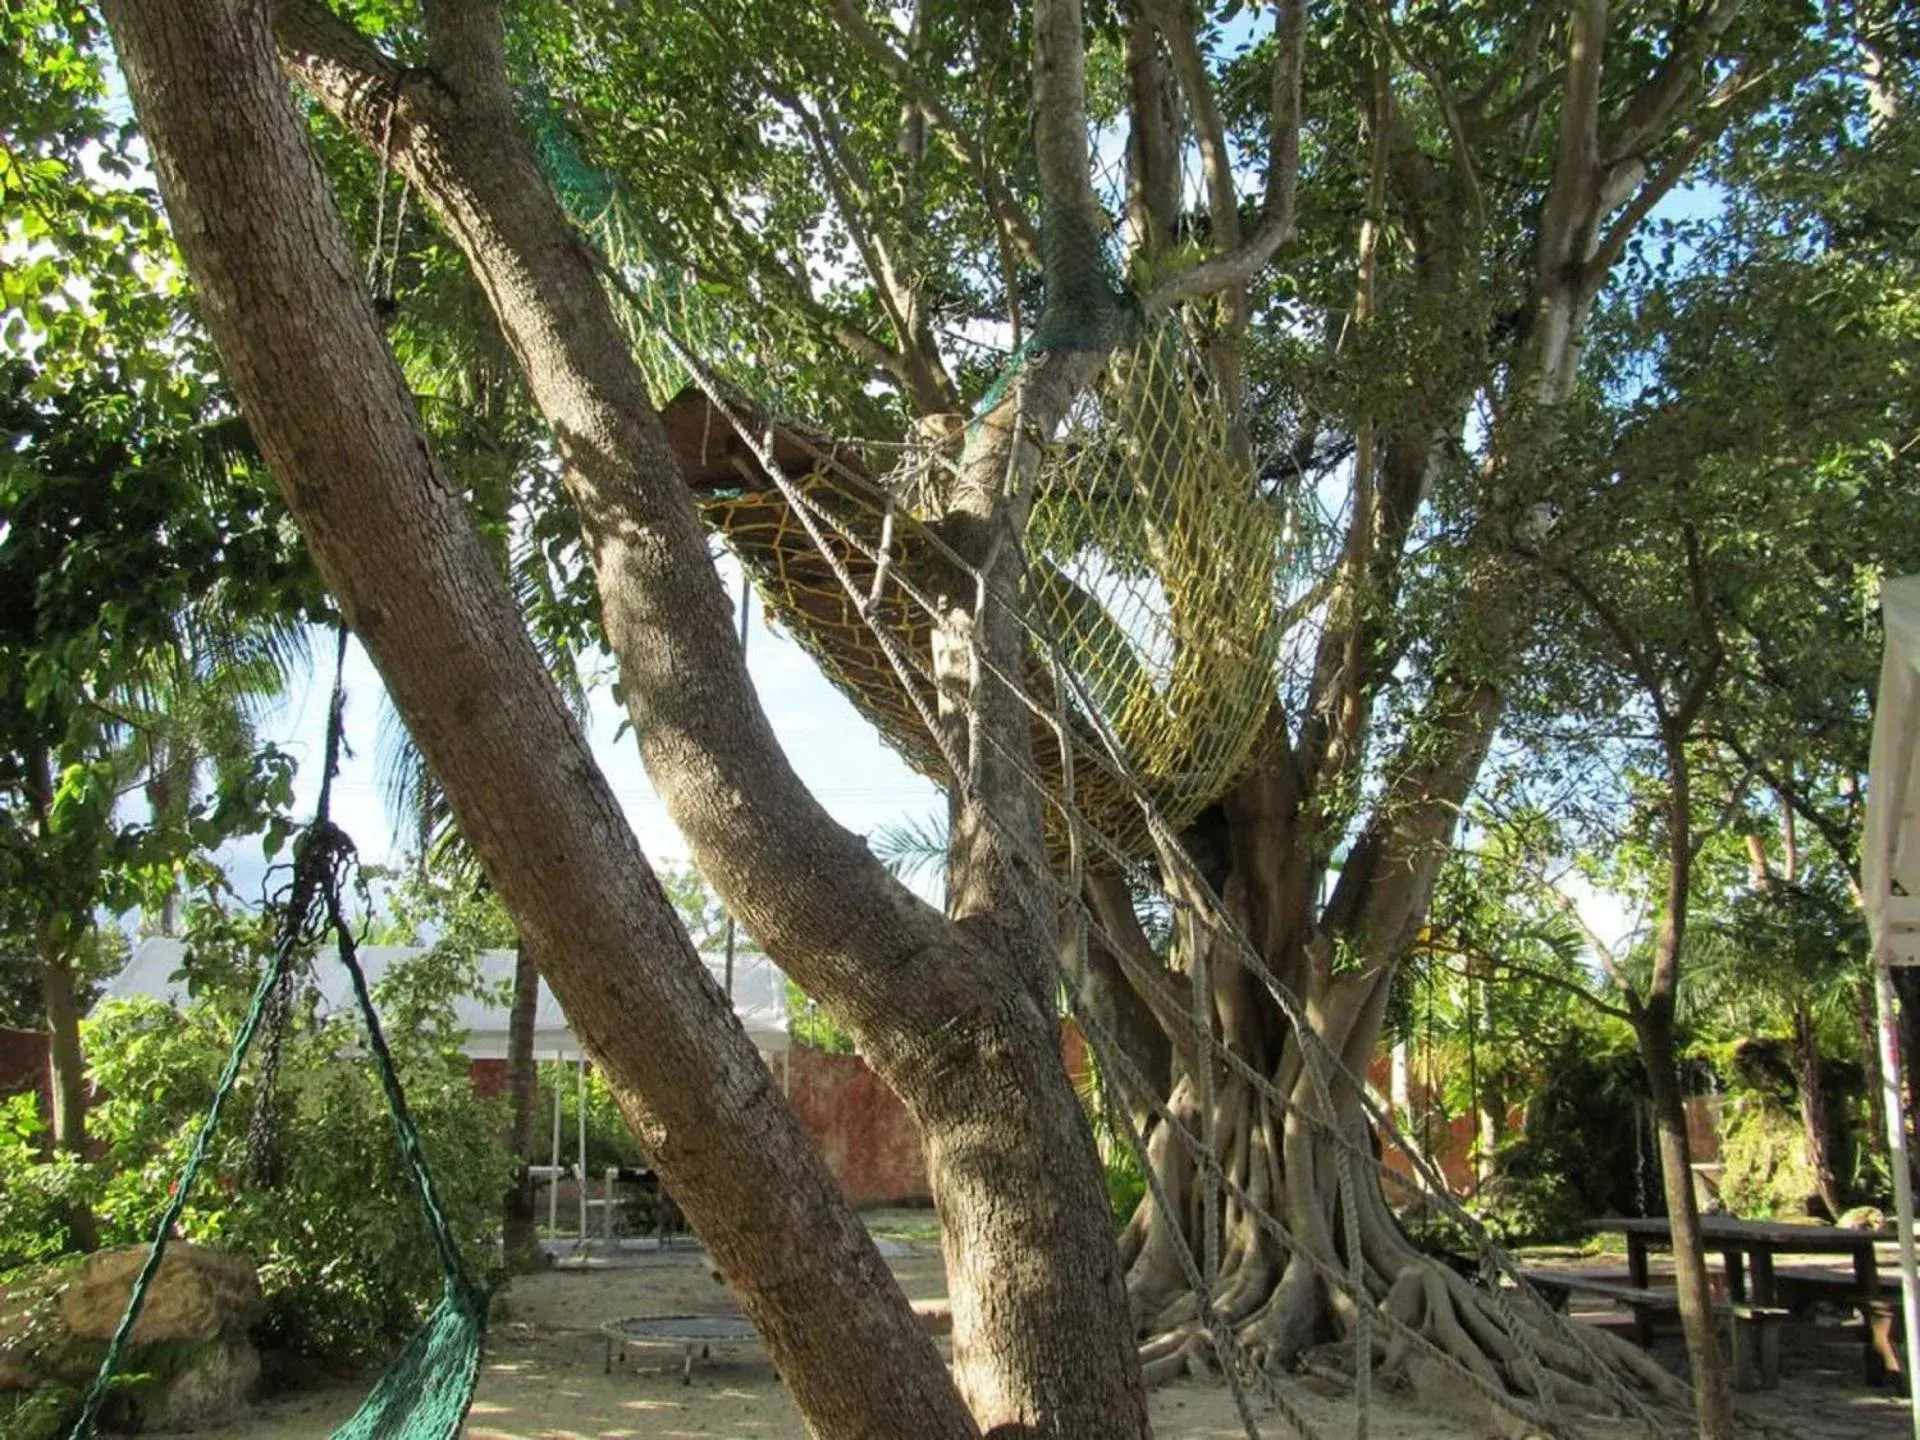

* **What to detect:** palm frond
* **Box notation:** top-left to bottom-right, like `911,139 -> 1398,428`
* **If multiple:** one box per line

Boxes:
869,811 -> 949,889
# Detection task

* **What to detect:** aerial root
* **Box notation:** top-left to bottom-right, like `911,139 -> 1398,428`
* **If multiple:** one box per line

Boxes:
1138,1256 -> 1694,1427
1139,1324 -> 1213,1387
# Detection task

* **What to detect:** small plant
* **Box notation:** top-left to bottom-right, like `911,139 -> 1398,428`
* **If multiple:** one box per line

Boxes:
786,981 -> 856,1055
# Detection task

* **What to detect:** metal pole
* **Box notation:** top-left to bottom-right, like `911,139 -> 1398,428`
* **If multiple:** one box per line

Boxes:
724,571 -> 750,1001
548,1051 -> 561,1234
1872,946 -> 1920,1439
577,1056 -> 588,1242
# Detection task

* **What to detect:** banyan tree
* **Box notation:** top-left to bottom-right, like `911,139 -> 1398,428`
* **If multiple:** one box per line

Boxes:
100,0 -> 1844,1434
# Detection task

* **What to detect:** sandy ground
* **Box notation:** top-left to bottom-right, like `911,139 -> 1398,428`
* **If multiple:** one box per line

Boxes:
147,1228 -> 1914,1439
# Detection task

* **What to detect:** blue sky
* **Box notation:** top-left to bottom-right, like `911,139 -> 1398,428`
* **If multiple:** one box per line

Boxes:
230,550 -> 945,908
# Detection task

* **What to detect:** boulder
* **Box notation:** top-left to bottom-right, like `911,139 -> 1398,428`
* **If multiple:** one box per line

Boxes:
59,1246 -> 261,1345
0,1245 -> 262,1433
114,1335 -> 261,1432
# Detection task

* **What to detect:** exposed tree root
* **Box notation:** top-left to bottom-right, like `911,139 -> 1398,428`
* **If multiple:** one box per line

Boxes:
1125,1092 -> 1692,1435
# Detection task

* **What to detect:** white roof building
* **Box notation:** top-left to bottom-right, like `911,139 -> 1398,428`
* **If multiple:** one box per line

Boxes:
1861,572 -> 1920,1440
106,937 -> 790,1059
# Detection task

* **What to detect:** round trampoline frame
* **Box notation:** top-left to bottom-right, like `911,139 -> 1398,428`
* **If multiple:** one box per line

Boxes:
600,1313 -> 761,1384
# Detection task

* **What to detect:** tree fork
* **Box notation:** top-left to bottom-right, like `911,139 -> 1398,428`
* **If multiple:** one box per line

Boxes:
268,1 -> 1149,1430
101,4 -> 981,1434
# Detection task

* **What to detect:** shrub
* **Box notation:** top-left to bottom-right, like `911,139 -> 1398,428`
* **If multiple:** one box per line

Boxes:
3,904 -> 514,1373
534,1059 -> 647,1178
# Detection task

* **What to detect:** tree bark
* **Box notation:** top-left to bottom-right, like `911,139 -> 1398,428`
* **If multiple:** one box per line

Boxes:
26,742 -> 97,1252
1637,724 -> 1734,1440
1638,1009 -> 1735,1440
502,938 -> 543,1272
1858,978 -> 1892,1183
101,7 -> 978,1435
39,934 -> 98,1252
1792,1006 -> 1842,1219
271,4 -> 1146,1432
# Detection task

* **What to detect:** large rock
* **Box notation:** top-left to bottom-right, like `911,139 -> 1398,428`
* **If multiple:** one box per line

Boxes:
0,1245 -> 262,1433
59,1245 -> 261,1345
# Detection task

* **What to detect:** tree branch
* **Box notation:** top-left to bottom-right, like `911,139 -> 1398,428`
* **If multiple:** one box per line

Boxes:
1536,0 -> 1608,285
782,89 -> 959,414
1582,127 -> 1711,287
1532,868 -> 1639,1006
1084,873 -> 1198,1056
1670,523 -> 1725,734
1373,5 -> 1484,232
1603,0 -> 1745,164
1528,542 -> 1671,727
1030,0 -> 1100,228
824,0 -> 1042,266
1123,12 -> 1180,265
1141,0 -> 1305,311
1464,5 -> 1555,122
1584,60 -> 1763,289
1421,931 -> 1635,1024
1143,0 -> 1239,251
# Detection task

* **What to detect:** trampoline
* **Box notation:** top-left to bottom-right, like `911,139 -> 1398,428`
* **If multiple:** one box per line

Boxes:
601,1314 -> 762,1384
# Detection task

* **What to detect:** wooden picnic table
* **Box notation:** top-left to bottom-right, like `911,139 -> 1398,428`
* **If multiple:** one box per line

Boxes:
1587,1216 -> 1908,1383
1586,1215 -> 1894,1309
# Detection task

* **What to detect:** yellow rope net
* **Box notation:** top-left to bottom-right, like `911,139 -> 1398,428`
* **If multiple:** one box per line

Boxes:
1026,322 -> 1280,832
665,317 -> 1280,855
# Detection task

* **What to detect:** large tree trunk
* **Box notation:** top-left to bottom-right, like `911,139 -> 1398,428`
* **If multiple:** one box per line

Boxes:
271,5 -> 1146,1433
1639,1010 -> 1735,1440
501,939 -> 543,1272
101,9 -> 979,1435
1109,746 -> 1687,1427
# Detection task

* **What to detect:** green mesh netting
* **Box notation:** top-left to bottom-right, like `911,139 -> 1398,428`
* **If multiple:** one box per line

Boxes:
69,644 -> 485,1440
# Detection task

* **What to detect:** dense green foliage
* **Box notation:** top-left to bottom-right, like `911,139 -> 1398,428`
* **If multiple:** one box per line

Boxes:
3,6 -> 1918,1431
0,898 -> 514,1368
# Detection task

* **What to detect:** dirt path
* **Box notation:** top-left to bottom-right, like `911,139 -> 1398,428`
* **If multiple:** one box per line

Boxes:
143,1232 -> 1915,1439
153,1240 -> 1489,1439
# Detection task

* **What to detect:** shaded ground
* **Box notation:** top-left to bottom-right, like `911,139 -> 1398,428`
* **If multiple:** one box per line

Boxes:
1522,1245 -> 1913,1439
144,1221 -> 1911,1438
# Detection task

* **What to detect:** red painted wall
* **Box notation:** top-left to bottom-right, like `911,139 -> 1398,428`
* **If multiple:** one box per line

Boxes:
785,1046 -> 928,1207
467,1057 -> 509,1101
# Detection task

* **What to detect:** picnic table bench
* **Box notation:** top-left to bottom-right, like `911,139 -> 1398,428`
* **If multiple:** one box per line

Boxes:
1584,1216 -> 1902,1384
1517,1268 -> 1788,1389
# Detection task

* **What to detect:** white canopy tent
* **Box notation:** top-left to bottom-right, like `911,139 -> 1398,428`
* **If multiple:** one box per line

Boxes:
106,939 -> 791,1059
1862,572 -> 1920,1436
105,938 -> 791,1243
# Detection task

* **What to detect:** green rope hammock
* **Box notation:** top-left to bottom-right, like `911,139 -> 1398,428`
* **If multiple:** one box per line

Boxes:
69,632 -> 488,1440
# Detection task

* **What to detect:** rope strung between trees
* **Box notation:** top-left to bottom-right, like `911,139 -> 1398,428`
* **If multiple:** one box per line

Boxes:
69,630 -> 486,1440
520,83 -> 1686,1438
636,315 -> 1683,1438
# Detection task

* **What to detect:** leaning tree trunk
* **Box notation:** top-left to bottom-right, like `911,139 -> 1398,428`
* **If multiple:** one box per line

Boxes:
271,4 -> 1148,1432
501,939 -> 543,1272
101,9 -> 981,1435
